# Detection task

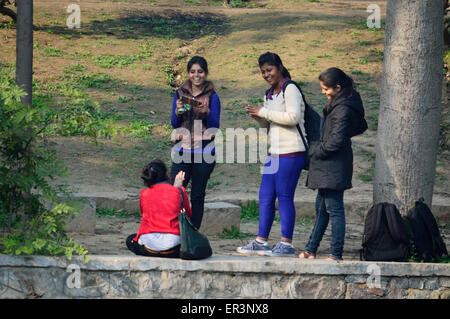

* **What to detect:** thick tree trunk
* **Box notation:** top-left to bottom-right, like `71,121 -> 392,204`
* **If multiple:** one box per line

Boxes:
15,0 -> 33,106
373,0 -> 444,215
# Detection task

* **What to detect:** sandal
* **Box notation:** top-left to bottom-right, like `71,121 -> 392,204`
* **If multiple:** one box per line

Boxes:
298,251 -> 316,259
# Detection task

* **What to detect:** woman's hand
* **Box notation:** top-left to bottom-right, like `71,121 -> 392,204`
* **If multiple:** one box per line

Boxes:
246,104 -> 263,120
173,171 -> 185,188
175,98 -> 184,116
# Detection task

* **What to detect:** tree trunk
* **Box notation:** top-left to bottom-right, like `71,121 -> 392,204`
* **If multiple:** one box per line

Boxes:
0,5 -> 17,22
373,0 -> 444,215
15,0 -> 33,106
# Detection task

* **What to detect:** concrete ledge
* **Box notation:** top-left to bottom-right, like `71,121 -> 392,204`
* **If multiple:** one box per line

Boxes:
0,254 -> 449,299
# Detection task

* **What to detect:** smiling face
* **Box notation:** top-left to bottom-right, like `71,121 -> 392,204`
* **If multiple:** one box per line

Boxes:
260,63 -> 283,88
188,63 -> 207,88
320,81 -> 342,100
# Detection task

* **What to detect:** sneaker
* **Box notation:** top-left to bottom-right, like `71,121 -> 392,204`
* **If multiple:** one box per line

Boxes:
236,240 -> 271,256
267,242 -> 296,257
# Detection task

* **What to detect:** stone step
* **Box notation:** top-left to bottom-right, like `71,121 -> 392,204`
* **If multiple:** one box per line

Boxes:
201,202 -> 241,236
48,194 -> 97,234
93,195 -> 450,225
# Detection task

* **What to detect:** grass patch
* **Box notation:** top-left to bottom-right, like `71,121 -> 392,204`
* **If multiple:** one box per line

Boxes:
93,51 -> 151,69
41,47 -> 65,57
96,207 -> 139,218
240,200 -> 259,221
220,225 -> 248,239
297,216 -> 314,226
207,180 -> 222,190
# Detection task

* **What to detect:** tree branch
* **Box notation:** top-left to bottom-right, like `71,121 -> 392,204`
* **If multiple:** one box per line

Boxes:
0,5 -> 17,22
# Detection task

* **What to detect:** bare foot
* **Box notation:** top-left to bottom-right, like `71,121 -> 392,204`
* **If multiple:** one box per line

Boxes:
298,251 -> 316,259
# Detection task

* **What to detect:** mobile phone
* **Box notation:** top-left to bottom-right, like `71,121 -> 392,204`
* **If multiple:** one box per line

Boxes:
181,96 -> 198,108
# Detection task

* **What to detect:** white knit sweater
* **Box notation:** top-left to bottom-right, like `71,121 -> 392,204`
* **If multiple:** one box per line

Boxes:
256,83 -> 306,155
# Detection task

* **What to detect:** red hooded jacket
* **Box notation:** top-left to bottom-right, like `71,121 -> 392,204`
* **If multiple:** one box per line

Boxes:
133,183 -> 192,242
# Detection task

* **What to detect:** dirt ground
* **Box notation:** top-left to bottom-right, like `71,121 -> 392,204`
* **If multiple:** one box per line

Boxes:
69,214 -> 366,259
69,214 -> 450,260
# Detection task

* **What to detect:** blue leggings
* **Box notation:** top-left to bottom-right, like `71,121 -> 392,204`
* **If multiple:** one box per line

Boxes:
258,155 -> 305,240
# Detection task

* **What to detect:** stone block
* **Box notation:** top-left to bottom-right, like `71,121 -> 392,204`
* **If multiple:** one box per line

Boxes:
408,278 -> 425,289
200,202 -> 241,236
345,283 -> 385,299
424,278 -> 440,290
95,197 -> 139,214
59,194 -> 96,234
440,277 -> 450,288
345,275 -> 367,283
406,288 -> 432,299
440,289 -> 450,299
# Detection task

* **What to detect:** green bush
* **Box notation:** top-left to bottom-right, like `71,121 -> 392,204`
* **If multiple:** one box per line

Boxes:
0,66 -> 88,261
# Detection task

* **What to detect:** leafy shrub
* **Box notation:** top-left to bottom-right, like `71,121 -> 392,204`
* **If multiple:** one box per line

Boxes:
0,66 -> 88,261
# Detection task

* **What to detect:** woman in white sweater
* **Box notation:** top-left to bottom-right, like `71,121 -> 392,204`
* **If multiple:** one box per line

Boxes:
237,52 -> 307,257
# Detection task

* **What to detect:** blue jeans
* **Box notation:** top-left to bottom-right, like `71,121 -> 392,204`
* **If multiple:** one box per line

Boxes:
305,189 -> 345,260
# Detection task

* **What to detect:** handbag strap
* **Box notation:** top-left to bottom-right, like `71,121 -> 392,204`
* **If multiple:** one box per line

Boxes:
296,123 -> 309,150
177,187 -> 199,231
178,187 -> 185,214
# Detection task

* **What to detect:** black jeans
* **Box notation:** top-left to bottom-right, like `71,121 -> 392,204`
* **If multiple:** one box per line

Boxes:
170,152 -> 216,229
126,234 -> 180,258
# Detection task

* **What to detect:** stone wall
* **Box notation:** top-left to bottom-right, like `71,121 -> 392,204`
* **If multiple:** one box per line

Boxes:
0,254 -> 449,299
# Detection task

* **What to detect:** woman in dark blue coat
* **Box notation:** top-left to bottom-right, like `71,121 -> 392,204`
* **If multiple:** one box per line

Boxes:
299,67 -> 367,261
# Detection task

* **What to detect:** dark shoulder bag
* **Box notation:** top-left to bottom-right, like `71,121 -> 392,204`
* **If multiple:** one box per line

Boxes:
178,188 -> 213,260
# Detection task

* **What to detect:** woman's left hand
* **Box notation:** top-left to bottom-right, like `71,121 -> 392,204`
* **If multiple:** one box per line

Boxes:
173,171 -> 185,188
246,104 -> 263,118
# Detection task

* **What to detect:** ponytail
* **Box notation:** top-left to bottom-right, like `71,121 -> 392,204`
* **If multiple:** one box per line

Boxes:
281,66 -> 291,79
319,67 -> 355,98
141,159 -> 169,187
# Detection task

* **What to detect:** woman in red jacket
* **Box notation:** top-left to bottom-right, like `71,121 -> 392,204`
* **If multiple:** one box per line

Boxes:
126,159 -> 192,258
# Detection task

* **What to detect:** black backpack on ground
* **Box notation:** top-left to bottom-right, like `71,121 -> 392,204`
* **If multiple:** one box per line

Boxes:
267,80 -> 321,170
405,198 -> 448,262
360,202 -> 411,262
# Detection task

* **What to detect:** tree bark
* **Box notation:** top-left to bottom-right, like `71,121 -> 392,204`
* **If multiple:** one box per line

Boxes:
15,0 -> 33,106
373,0 -> 444,215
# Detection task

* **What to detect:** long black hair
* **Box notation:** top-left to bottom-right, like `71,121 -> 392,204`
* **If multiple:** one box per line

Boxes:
319,67 -> 355,99
258,52 -> 291,79
141,159 -> 169,187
